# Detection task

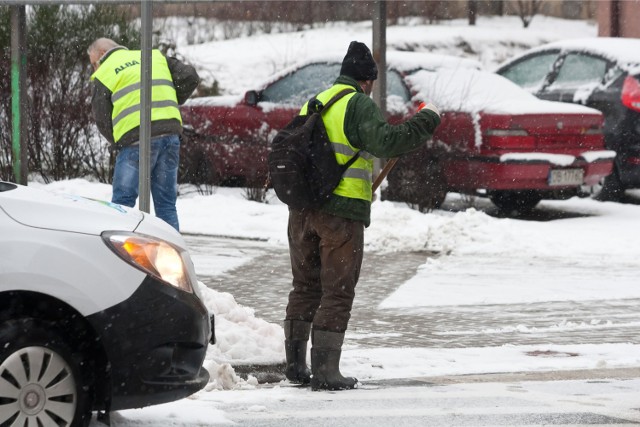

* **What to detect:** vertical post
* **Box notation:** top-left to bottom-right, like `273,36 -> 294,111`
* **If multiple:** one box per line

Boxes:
372,0 -> 387,178
372,0 -> 387,115
10,6 -> 28,185
139,0 -> 152,213
468,0 -> 478,26
610,0 -> 620,37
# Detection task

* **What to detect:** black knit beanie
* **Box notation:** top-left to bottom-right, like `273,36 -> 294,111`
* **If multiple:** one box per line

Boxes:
340,41 -> 378,81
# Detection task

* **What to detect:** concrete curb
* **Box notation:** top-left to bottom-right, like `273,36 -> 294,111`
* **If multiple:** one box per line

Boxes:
233,364 -> 640,386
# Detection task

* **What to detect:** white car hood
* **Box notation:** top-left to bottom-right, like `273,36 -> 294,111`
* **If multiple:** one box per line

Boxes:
0,183 -> 143,234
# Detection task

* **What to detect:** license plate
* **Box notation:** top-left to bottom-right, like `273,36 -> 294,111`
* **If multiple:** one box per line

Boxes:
548,168 -> 584,186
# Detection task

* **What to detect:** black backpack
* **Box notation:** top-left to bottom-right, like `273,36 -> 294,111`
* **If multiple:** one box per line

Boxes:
268,88 -> 359,209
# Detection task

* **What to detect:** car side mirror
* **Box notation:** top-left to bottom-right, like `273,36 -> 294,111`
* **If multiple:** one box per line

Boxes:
244,90 -> 260,106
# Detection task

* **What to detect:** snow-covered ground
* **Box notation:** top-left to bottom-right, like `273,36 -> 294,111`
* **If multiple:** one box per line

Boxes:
39,179 -> 640,425
35,14 -> 640,426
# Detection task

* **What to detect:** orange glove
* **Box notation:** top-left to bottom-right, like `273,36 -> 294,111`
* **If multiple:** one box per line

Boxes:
417,101 -> 440,117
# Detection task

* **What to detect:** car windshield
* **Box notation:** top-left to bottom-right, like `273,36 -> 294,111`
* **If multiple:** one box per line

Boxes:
261,63 -> 341,106
388,70 -> 411,103
260,62 -> 411,107
0,182 -> 17,192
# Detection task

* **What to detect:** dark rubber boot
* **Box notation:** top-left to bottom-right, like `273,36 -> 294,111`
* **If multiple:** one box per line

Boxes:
310,329 -> 358,391
283,320 -> 311,384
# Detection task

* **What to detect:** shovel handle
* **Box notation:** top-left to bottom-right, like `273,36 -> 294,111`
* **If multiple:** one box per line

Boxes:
372,158 -> 399,193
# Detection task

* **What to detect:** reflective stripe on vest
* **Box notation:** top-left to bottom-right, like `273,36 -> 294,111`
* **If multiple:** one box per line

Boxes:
91,49 -> 181,144
301,84 -> 374,202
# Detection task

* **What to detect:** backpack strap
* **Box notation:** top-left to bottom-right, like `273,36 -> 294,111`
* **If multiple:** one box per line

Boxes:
309,88 -> 361,169
308,88 -> 355,114
320,88 -> 355,112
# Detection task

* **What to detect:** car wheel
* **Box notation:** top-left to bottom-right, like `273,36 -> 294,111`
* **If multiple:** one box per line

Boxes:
489,190 -> 542,213
384,151 -> 447,212
0,319 -> 92,427
594,166 -> 624,202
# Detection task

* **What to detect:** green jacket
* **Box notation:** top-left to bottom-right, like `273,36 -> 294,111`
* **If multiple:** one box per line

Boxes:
320,75 -> 441,226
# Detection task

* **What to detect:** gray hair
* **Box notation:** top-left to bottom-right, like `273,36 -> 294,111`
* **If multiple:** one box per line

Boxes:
87,38 -> 121,56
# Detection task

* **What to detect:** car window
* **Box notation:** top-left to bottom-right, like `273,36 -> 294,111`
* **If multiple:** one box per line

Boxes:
547,53 -> 608,90
388,70 -> 410,102
261,63 -> 341,106
499,52 -> 558,89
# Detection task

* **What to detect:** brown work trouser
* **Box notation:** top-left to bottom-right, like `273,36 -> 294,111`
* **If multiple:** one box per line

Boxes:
285,208 -> 364,333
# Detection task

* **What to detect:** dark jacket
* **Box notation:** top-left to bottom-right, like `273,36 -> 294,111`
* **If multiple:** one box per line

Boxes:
320,75 -> 441,226
91,47 -> 200,147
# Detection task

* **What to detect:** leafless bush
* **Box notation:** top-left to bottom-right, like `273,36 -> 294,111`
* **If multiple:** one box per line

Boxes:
243,185 -> 268,203
510,0 -> 545,28
0,5 -> 138,183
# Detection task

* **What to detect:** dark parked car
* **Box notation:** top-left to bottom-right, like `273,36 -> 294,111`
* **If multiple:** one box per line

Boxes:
495,37 -> 640,201
180,51 -> 614,212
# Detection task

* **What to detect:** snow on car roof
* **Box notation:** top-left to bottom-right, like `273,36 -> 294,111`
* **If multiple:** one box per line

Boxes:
296,50 -> 482,72
505,37 -> 640,71
263,50 -> 482,86
407,67 -> 602,115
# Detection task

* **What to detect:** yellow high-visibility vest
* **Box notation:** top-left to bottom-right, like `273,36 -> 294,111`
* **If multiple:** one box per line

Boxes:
302,84 -> 374,202
91,49 -> 181,144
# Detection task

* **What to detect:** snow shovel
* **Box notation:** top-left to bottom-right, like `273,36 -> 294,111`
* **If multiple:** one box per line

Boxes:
372,157 -> 399,194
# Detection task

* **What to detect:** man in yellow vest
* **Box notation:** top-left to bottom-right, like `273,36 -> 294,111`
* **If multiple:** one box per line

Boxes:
283,41 -> 441,390
88,38 -> 199,231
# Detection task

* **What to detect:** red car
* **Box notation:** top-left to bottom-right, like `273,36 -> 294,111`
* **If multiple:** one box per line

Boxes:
386,67 -> 615,211
180,52 -> 614,212
179,51 -> 480,187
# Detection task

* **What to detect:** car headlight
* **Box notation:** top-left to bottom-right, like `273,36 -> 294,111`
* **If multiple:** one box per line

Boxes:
102,231 -> 195,293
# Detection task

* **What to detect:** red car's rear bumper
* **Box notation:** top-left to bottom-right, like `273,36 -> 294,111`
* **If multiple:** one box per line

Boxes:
445,154 -> 614,191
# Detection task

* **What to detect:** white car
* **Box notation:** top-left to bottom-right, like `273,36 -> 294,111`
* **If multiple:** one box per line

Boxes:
0,181 -> 212,426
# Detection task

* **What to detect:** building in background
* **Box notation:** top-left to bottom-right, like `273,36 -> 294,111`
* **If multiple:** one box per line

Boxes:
598,0 -> 640,38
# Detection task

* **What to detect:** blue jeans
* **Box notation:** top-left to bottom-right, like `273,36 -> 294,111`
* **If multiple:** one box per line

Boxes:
112,134 -> 180,231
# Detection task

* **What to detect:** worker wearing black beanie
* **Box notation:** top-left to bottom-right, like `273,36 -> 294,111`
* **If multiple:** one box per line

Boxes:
283,40 -> 440,393
340,41 -> 378,81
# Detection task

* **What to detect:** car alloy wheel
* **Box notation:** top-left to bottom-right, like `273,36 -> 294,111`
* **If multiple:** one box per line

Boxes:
0,319 -> 90,427
0,346 -> 77,426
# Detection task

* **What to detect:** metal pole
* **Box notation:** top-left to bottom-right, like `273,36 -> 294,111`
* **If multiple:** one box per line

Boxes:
10,6 -> 28,185
372,0 -> 387,179
139,0 -> 152,213
372,0 -> 387,114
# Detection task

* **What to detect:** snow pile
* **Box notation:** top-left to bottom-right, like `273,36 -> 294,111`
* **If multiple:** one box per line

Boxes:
197,283 -> 284,390
198,285 -> 284,366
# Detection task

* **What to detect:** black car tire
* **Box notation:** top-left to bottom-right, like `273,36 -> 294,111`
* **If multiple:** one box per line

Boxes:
384,151 -> 448,212
489,190 -> 542,213
0,318 -> 92,427
595,166 -> 625,202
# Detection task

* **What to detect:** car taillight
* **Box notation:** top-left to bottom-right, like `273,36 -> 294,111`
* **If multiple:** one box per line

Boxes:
621,75 -> 640,113
484,129 -> 535,149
